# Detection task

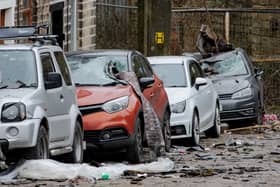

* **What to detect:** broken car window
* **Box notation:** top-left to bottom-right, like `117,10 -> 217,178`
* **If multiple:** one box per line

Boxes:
202,54 -> 248,77
67,55 -> 128,86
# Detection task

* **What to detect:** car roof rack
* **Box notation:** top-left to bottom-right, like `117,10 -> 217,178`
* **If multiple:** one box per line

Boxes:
0,25 -> 58,46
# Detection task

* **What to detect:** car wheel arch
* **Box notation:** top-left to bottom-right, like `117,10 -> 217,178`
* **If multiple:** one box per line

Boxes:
76,115 -> 83,132
138,108 -> 145,138
40,117 -> 49,134
194,107 -> 199,123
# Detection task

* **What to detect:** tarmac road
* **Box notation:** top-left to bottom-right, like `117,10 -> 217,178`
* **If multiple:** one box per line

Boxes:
1,124 -> 280,187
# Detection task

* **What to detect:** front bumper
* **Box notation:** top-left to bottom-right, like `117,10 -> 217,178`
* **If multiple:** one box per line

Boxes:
81,107 -> 139,150
170,111 -> 192,139
0,119 -> 40,149
219,96 -> 257,122
84,129 -> 135,150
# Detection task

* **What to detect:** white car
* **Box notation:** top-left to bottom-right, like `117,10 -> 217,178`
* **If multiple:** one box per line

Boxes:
148,56 -> 221,145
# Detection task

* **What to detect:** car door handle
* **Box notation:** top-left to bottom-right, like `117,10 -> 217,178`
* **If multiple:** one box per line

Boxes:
60,94 -> 64,101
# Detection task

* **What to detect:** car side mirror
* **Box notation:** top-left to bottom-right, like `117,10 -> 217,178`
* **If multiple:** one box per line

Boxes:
254,68 -> 263,77
45,72 -> 63,89
139,77 -> 155,89
195,77 -> 207,89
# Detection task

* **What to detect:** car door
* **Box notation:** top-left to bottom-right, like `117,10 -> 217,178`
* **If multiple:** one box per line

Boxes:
40,51 -> 69,143
189,61 -> 210,129
138,55 -> 166,119
53,51 -> 74,136
131,54 -> 154,104
193,61 -> 215,127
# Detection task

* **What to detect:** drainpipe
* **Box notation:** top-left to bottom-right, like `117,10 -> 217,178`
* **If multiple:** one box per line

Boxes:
71,0 -> 77,51
225,11 -> 230,44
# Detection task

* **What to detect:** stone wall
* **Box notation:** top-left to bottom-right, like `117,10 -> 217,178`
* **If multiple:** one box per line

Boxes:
77,0 -> 96,50
15,0 -> 96,51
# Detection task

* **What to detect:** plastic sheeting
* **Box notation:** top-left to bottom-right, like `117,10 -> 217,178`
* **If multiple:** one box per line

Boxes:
0,157 -> 174,181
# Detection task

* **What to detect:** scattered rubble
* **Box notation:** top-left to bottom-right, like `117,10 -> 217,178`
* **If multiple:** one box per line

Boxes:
1,121 -> 280,186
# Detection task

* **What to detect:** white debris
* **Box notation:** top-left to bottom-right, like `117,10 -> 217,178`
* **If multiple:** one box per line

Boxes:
2,157 -> 174,181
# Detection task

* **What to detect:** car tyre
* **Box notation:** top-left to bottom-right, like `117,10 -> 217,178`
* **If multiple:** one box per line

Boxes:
162,111 -> 171,152
63,122 -> 84,163
188,111 -> 200,145
127,117 -> 143,163
26,126 -> 49,159
205,105 -> 221,138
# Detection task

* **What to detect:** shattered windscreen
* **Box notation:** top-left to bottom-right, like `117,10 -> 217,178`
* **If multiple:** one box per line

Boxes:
152,64 -> 187,87
202,54 -> 248,77
67,55 -> 128,86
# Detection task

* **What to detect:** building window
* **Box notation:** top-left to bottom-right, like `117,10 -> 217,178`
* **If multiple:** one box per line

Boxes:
21,0 -> 32,25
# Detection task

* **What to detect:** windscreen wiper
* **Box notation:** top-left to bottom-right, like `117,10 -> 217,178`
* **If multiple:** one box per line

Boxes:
101,82 -> 121,86
16,80 -> 37,88
0,85 -> 8,89
75,83 -> 103,87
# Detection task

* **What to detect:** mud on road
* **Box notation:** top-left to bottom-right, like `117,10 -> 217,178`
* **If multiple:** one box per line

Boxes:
1,125 -> 280,187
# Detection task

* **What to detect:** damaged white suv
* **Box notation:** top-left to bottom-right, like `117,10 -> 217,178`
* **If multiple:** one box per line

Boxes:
0,28 -> 84,163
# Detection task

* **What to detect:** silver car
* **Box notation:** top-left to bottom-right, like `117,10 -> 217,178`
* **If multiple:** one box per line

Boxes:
0,43 -> 84,162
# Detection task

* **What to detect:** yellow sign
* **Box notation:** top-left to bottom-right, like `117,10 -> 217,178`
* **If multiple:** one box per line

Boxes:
155,32 -> 164,45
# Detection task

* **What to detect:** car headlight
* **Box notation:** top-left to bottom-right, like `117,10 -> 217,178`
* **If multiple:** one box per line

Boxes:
102,96 -> 129,113
232,87 -> 253,99
171,100 -> 186,113
1,103 -> 26,122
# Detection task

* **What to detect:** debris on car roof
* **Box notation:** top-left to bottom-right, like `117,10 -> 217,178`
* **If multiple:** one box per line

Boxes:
196,24 -> 234,58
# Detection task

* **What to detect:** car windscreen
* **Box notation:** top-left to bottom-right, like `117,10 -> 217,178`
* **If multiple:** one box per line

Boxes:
201,54 -> 248,77
66,55 -> 128,86
0,50 -> 37,88
151,64 -> 187,87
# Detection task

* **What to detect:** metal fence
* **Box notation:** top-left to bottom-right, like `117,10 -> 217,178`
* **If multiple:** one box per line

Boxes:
96,0 -> 139,49
170,8 -> 280,108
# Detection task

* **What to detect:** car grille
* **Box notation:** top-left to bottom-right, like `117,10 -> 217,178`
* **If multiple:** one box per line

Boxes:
171,125 -> 186,136
79,104 -> 103,115
218,94 -> 232,100
220,112 -> 244,119
220,108 -> 256,120
84,128 -> 129,143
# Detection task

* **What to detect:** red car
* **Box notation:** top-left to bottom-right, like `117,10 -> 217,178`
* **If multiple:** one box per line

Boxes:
66,50 -> 170,162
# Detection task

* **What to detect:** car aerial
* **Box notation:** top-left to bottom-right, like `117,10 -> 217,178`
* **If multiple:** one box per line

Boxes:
0,26 -> 84,163
66,50 -> 171,163
148,56 -> 221,145
199,48 -> 264,125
